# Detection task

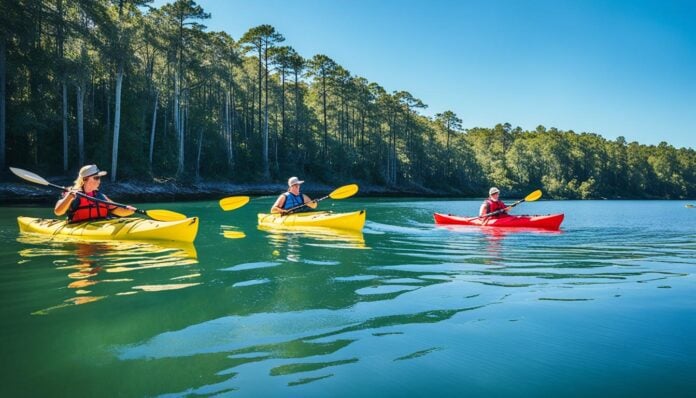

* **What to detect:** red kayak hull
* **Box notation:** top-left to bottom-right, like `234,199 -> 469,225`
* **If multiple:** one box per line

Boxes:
434,213 -> 564,230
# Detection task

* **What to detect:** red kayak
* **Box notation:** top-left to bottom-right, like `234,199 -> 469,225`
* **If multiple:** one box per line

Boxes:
434,213 -> 564,230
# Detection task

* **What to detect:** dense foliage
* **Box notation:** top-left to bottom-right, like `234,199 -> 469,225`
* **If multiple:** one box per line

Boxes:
0,0 -> 693,198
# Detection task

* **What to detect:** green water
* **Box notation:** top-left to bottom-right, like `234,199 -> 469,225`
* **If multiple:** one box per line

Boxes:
1,198 -> 695,397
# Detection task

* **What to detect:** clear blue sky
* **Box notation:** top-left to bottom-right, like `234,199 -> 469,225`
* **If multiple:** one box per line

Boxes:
153,0 -> 696,149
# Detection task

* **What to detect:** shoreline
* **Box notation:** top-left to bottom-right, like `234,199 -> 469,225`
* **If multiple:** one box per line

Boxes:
1,180 -> 692,205
0,180 -> 473,205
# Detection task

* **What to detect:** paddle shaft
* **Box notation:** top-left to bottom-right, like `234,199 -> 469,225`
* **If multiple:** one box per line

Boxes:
481,198 -> 525,218
47,181 -> 141,215
285,194 -> 329,213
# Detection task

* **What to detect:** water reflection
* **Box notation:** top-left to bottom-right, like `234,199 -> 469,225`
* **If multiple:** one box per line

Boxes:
434,225 -> 563,265
258,224 -> 367,251
17,233 -> 199,314
116,279 -> 492,393
221,224 -> 246,239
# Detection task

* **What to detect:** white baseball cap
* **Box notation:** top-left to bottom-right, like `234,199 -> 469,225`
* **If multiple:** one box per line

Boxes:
489,187 -> 500,195
288,176 -> 304,186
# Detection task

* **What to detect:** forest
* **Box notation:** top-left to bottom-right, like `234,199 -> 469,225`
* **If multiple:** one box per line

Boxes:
0,0 -> 693,199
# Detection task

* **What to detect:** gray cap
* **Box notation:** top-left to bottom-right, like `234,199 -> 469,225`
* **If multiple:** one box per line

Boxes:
489,187 -> 500,195
79,164 -> 107,178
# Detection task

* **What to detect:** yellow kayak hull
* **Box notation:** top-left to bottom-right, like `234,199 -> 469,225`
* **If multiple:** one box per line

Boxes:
257,210 -> 366,232
17,216 -> 199,243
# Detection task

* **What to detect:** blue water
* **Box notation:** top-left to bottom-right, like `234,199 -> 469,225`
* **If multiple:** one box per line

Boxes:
0,198 -> 694,396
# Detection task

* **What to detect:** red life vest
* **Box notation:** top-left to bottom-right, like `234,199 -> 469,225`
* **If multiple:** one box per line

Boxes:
67,191 -> 110,223
484,198 -> 508,218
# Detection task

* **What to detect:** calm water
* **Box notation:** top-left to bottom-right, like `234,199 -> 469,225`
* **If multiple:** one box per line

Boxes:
1,198 -> 695,397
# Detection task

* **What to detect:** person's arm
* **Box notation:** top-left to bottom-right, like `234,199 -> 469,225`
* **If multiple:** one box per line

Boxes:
302,194 -> 318,209
271,195 -> 287,214
54,191 -> 77,216
103,195 -> 136,217
501,201 -> 511,214
479,202 -> 488,217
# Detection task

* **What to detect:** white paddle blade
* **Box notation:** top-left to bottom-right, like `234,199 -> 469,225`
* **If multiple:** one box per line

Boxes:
10,167 -> 50,186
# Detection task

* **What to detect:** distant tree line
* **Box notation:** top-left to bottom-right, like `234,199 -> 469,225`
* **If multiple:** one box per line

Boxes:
0,0 -> 693,199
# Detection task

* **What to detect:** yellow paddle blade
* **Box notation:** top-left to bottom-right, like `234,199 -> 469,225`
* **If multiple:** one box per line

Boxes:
524,189 -> 543,202
329,184 -> 359,200
144,209 -> 187,221
223,230 -> 246,239
219,196 -> 250,211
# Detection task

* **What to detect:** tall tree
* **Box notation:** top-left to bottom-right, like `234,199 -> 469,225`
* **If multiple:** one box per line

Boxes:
240,25 -> 284,178
160,0 -> 210,176
0,28 -> 6,175
435,110 -> 462,177
308,54 -> 337,161
270,46 -> 295,145
288,51 -> 305,152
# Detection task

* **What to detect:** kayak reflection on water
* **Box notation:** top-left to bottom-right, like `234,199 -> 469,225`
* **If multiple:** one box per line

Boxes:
258,224 -> 367,252
16,235 -> 199,315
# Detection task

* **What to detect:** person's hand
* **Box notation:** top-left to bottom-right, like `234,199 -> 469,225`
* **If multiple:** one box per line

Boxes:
66,189 -> 79,199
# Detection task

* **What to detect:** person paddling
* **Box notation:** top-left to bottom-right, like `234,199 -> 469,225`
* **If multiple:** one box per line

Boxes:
54,164 -> 135,222
479,187 -> 512,218
271,176 -> 318,215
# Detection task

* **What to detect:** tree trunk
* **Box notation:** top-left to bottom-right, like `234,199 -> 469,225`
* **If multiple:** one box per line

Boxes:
195,128 -> 203,181
58,0 -> 67,172
445,122 -> 451,178
281,68 -> 285,143
294,69 -> 299,151
262,41 -> 269,179
111,64 -> 123,182
105,80 -> 110,141
149,89 -> 158,167
62,82 -> 68,171
229,78 -> 236,167
175,72 -> 184,175
257,46 -> 262,139
322,76 -> 328,160
77,82 -> 85,166
0,33 -> 5,173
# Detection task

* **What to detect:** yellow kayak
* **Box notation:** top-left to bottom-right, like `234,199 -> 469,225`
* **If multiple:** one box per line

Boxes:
17,216 -> 199,243
257,210 -> 366,232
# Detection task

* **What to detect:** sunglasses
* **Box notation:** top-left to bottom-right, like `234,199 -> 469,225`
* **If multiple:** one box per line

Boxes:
84,175 -> 101,181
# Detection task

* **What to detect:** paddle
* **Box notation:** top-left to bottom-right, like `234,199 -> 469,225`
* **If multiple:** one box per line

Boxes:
223,230 -> 246,239
480,189 -> 542,218
284,183 -> 359,214
218,195 -> 250,211
9,167 -> 187,222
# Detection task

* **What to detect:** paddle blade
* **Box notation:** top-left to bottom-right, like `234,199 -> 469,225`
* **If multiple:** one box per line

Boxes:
329,184 -> 359,200
10,167 -> 50,186
144,209 -> 187,221
223,230 -> 246,239
524,189 -> 543,202
219,196 -> 250,211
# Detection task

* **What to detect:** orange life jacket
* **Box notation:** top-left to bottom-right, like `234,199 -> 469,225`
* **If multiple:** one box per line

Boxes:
67,191 -> 110,223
